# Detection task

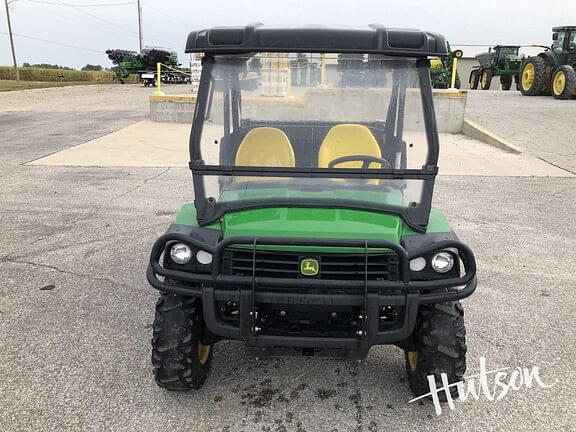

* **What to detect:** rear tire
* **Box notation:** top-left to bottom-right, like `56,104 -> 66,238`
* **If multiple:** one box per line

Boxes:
500,75 -> 513,91
151,293 -> 213,391
551,65 -> 576,99
469,70 -> 479,90
404,301 -> 467,400
520,57 -> 547,96
480,69 -> 492,90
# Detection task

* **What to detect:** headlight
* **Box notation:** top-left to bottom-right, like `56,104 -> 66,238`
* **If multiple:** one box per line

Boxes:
196,250 -> 213,265
431,252 -> 454,273
170,243 -> 192,264
409,257 -> 426,272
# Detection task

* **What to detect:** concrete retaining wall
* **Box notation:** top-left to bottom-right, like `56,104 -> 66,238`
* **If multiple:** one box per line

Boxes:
433,90 -> 468,133
150,89 -> 467,133
149,94 -> 198,124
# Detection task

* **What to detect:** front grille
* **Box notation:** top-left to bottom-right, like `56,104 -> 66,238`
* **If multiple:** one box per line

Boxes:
222,249 -> 400,281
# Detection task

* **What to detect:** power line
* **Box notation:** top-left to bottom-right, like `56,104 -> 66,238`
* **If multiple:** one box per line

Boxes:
63,3 -> 144,36
14,0 -> 142,41
0,32 -> 104,53
452,44 -> 533,47
145,3 -> 190,28
53,4 -> 141,42
4,0 -> 181,68
20,0 -> 135,7
26,0 -> 134,38
20,0 -> 177,47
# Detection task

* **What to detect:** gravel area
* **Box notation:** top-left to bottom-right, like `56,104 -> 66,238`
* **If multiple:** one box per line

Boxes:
0,84 -> 186,168
0,83 -> 184,113
0,85 -> 574,432
465,90 -> 576,174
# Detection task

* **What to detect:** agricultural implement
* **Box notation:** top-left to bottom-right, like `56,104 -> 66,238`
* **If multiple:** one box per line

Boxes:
106,47 -> 189,86
520,26 -> 576,99
430,42 -> 463,89
469,45 -> 524,90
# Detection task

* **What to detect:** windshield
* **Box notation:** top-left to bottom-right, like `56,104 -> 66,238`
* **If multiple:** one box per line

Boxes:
192,52 -> 438,229
498,47 -> 519,56
552,32 -> 566,50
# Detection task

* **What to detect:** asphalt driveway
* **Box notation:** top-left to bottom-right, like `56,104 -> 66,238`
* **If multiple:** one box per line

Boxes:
0,86 -> 574,432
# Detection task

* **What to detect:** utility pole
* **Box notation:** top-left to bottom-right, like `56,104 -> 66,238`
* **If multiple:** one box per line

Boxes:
4,0 -> 19,80
137,0 -> 143,52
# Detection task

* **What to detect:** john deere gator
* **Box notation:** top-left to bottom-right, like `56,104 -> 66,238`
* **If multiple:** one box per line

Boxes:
146,24 -> 477,398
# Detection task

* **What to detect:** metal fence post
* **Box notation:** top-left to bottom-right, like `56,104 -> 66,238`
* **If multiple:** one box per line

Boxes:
450,57 -> 459,89
153,62 -> 165,96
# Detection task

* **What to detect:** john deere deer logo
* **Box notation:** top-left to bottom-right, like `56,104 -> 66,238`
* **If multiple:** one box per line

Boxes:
300,258 -> 319,276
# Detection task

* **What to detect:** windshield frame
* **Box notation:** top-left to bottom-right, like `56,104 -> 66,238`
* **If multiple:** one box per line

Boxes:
188,53 -> 440,232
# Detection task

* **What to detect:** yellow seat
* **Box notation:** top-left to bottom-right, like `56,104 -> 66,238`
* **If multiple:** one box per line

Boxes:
318,124 -> 381,169
235,127 -> 295,167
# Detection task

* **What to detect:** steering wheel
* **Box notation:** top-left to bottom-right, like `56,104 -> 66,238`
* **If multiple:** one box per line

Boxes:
328,155 -> 391,169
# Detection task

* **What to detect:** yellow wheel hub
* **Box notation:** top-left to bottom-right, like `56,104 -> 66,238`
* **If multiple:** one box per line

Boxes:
481,71 -> 489,88
553,70 -> 566,96
407,351 -> 418,371
522,63 -> 535,90
198,341 -> 211,365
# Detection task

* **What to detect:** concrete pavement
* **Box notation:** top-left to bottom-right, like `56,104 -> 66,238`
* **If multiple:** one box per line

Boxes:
0,85 -> 575,432
465,90 -> 576,174
27,120 -> 573,178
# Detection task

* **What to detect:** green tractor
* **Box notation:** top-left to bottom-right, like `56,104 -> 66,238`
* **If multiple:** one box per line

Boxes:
147,24 -> 477,397
520,26 -> 576,99
469,45 -> 524,90
430,42 -> 463,89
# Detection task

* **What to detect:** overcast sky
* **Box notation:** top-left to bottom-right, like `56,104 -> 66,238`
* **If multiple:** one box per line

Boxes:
1,0 -> 575,69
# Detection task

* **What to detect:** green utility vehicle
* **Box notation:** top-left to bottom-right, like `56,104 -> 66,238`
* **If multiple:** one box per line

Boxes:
469,45 -> 524,90
147,24 -> 477,397
520,26 -> 576,99
429,42 -> 463,89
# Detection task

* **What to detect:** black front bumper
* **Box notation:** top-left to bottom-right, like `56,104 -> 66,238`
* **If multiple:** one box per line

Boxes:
147,234 -> 477,355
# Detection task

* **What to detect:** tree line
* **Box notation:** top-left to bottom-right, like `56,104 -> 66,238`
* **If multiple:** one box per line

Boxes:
21,63 -> 105,71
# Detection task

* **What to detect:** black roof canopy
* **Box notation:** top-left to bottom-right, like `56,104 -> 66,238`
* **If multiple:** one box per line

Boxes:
552,26 -> 576,32
185,24 -> 447,57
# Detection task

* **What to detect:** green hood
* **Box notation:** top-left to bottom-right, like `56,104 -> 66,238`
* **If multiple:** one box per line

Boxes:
173,204 -> 451,250
221,207 -> 406,243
